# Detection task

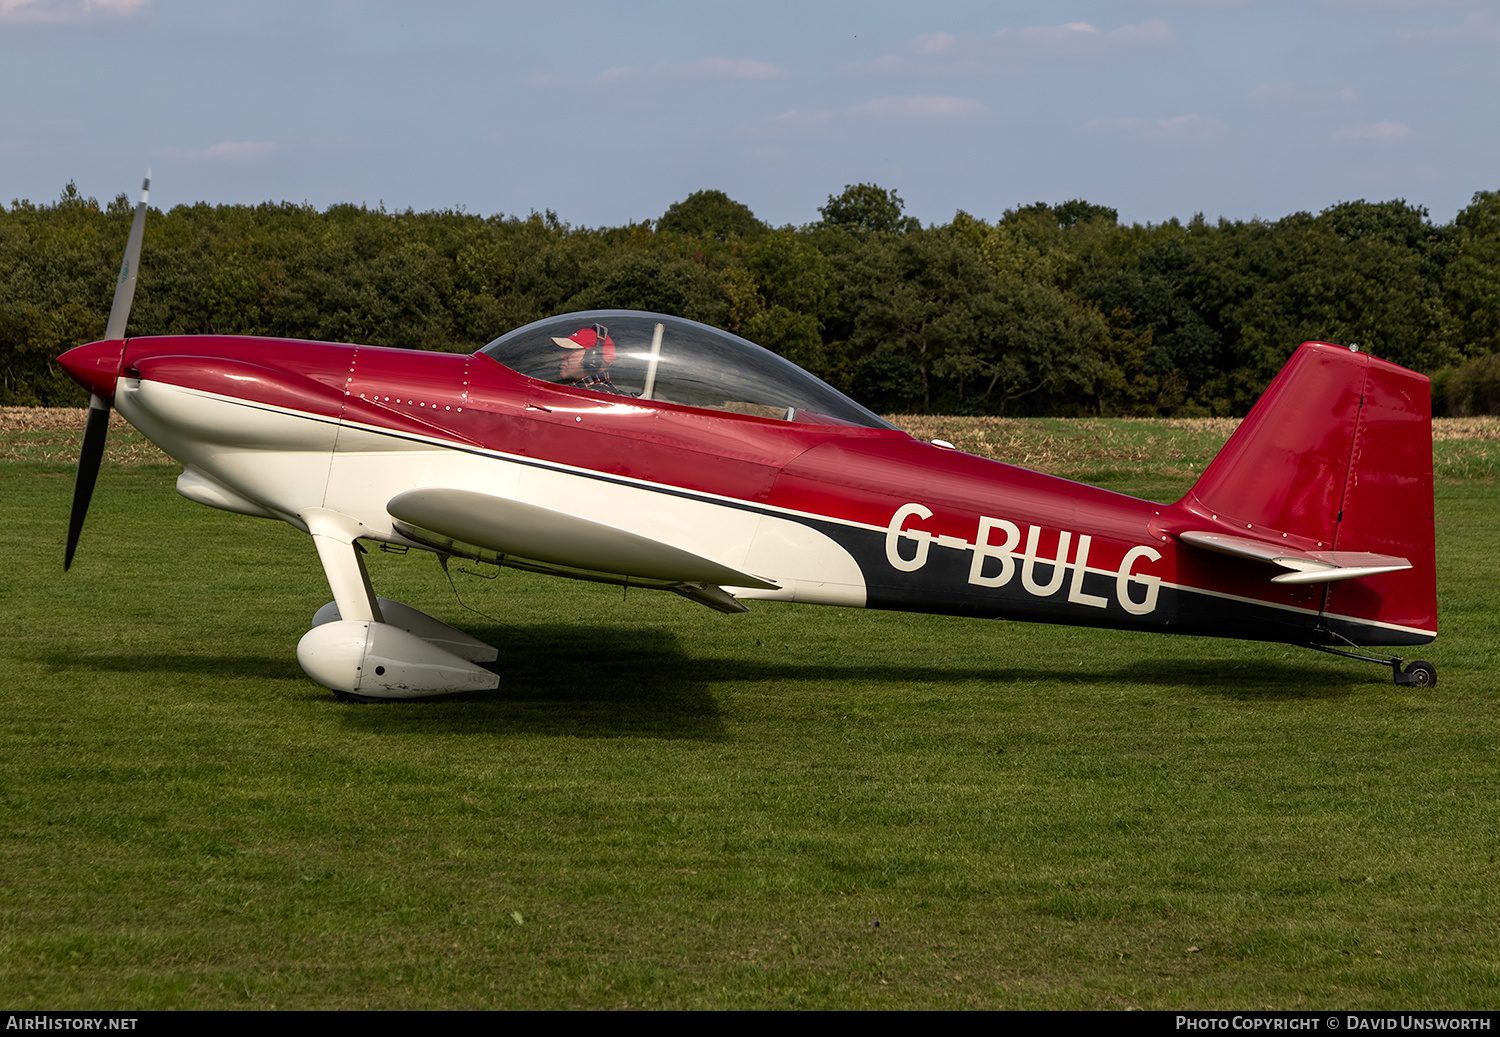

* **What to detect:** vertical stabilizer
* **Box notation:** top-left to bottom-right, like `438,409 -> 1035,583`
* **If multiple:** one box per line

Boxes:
1182,342 -> 1435,641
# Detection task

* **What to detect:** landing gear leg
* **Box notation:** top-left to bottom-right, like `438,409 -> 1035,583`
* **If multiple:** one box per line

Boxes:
296,509 -> 500,699
1304,643 -> 1438,688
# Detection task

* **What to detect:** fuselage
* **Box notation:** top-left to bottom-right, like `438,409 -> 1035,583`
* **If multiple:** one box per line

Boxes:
60,332 -> 1433,649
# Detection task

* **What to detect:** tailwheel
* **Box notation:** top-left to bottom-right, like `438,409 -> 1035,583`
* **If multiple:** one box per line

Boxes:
1396,660 -> 1437,688
1304,643 -> 1438,688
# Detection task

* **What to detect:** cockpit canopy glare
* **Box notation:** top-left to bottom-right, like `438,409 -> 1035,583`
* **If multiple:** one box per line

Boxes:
482,310 -> 895,430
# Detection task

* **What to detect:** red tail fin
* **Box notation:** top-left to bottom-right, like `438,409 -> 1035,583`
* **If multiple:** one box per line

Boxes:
1183,342 -> 1435,642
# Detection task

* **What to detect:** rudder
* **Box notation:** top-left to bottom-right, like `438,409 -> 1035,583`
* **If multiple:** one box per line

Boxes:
1182,342 -> 1435,644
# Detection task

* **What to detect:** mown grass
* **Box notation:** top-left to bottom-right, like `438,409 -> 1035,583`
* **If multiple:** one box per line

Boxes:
1,413 -> 1496,1009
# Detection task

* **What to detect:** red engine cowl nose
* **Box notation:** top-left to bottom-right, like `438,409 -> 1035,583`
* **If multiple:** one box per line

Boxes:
58,339 -> 127,402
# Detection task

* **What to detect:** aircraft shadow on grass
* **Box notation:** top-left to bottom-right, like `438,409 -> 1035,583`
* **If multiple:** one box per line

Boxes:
31,623 -> 1372,741
334,622 -> 1373,739
34,649 -> 303,683
1108,658 -> 1370,698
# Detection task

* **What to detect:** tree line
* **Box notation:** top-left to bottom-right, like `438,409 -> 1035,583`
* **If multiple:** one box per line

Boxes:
3,181 -> 1498,416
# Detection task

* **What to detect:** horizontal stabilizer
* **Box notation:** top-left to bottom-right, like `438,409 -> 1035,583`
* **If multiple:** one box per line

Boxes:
1178,530 -> 1411,585
387,487 -> 778,590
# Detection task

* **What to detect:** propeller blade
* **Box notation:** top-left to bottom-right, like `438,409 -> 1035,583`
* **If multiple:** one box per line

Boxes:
65,394 -> 111,571
67,171 -> 149,570
104,170 -> 150,341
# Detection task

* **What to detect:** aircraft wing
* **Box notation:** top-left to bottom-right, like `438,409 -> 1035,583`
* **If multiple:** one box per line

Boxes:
386,488 -> 779,590
1177,531 -> 1411,585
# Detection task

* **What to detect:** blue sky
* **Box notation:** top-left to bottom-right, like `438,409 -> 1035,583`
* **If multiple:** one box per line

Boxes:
2,0 -> 1496,228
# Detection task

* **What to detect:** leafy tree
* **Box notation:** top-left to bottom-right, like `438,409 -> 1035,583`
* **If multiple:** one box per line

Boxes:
1322,198 -> 1431,250
1002,199 -> 1118,231
819,183 -> 919,235
746,230 -> 831,315
3,177 -> 1494,414
745,305 -> 825,375
0,184 -> 119,404
1440,353 -> 1500,415
717,266 -> 763,335
826,227 -> 1104,413
1211,203 -> 1454,396
1053,199 -> 1118,228
954,207 -> 1165,414
564,250 -> 728,327
1445,190 -> 1500,358
656,190 -> 766,241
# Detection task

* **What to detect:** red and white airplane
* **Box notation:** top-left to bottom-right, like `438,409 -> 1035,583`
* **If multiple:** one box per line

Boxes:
58,178 -> 1438,699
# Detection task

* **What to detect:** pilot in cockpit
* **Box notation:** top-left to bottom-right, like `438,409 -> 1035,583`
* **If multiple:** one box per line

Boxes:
552,324 -> 634,396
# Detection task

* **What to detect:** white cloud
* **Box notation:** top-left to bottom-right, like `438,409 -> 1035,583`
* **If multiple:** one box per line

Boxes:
1085,113 -> 1226,142
1325,0 -> 1467,12
1398,10 -> 1500,45
671,57 -> 788,81
1249,82 -> 1360,103
995,19 -> 1174,56
1249,82 -> 1308,103
767,109 -> 834,128
165,140 -> 278,162
914,31 -> 958,55
0,0 -> 145,23
1333,120 -> 1412,142
531,56 -> 789,87
736,108 -> 836,141
850,95 -> 987,120
740,97 -> 983,139
844,20 -> 1175,76
851,53 -> 925,75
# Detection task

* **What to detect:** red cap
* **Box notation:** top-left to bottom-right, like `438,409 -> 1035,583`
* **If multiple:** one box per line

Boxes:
551,327 -> 616,365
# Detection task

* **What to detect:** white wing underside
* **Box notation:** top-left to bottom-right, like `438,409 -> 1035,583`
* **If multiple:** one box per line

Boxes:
386,487 -> 779,591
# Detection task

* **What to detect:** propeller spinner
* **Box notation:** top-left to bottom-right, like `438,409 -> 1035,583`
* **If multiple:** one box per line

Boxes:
61,171 -> 150,570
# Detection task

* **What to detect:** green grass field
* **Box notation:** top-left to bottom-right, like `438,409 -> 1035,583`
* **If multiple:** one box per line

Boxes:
2,414 -> 1497,1009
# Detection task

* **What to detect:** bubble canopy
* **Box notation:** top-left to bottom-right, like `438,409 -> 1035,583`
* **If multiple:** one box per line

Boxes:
481,310 -> 896,430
